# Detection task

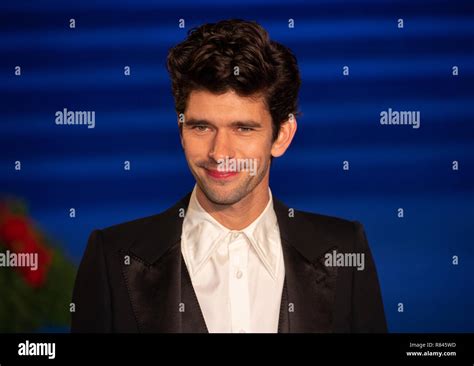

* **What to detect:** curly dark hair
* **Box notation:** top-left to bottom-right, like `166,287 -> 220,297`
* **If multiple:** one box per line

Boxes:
166,19 -> 301,142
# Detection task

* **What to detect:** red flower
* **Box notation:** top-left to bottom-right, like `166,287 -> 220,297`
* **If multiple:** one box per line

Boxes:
0,215 -> 29,245
0,207 -> 53,288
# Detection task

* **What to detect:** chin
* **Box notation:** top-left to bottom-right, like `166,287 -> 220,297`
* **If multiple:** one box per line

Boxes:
201,185 -> 247,206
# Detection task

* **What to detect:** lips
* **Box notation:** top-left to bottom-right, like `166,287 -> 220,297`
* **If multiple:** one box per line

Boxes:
205,168 -> 239,180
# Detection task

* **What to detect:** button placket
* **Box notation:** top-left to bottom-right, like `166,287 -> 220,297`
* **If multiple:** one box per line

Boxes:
228,233 -> 250,333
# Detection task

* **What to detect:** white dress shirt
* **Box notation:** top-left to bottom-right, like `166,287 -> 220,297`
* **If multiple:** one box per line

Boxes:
180,184 -> 285,333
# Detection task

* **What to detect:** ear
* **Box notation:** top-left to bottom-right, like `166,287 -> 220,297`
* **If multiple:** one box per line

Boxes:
271,114 -> 297,158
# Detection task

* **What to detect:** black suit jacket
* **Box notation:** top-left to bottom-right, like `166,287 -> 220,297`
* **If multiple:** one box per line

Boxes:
71,191 -> 387,333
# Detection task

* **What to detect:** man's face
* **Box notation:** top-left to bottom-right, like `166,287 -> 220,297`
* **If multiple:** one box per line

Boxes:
180,89 -> 274,206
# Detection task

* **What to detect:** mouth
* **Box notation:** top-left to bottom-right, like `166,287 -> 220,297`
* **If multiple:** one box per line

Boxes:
204,168 -> 239,181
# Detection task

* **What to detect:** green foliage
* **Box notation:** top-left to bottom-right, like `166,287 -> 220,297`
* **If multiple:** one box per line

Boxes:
0,243 -> 76,332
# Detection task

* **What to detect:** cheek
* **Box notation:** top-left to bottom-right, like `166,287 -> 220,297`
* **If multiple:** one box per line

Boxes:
236,136 -> 272,157
182,135 -> 211,160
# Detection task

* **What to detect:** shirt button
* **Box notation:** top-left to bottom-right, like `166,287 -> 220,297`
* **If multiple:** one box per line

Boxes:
236,269 -> 243,279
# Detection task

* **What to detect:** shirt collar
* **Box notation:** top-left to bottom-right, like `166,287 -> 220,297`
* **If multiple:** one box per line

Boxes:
181,184 -> 281,280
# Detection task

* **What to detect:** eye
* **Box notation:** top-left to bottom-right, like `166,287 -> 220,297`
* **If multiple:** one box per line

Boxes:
192,125 -> 210,132
237,127 -> 254,132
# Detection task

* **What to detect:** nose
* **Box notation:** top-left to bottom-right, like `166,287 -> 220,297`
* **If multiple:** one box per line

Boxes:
208,129 -> 235,163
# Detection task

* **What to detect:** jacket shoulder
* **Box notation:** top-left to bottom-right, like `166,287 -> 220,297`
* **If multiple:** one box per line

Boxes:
296,208 -> 358,233
297,209 -> 355,228
86,212 -> 159,255
103,212 -> 159,238
294,209 -> 362,252
94,192 -> 192,253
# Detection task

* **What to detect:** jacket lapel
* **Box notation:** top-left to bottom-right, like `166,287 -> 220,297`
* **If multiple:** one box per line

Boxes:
122,192 -> 206,333
121,241 -> 182,332
273,197 -> 339,333
180,256 -> 209,332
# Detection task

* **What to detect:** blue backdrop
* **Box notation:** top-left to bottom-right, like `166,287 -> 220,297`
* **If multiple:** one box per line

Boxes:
1,0 -> 473,332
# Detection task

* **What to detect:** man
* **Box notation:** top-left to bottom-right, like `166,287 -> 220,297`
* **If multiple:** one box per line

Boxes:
71,19 -> 387,333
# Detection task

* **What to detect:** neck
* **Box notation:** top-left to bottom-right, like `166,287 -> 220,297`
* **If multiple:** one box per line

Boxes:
195,178 -> 270,231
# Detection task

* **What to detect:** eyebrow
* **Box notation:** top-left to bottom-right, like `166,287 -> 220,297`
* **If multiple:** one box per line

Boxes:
184,118 -> 263,128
